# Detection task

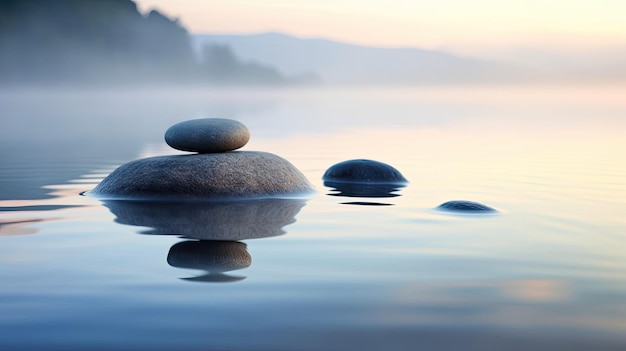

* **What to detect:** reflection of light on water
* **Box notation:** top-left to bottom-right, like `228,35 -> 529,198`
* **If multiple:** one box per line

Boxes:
0,219 -> 48,236
68,171 -> 115,184
391,279 -> 570,305
500,279 -> 570,302
251,125 -> 626,225
0,171 -> 107,236
378,279 -> 608,330
137,143 -> 187,158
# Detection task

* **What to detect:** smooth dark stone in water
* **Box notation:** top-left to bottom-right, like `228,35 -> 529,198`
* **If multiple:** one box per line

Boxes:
90,151 -> 314,200
437,200 -> 497,213
165,118 -> 250,153
323,159 -> 407,184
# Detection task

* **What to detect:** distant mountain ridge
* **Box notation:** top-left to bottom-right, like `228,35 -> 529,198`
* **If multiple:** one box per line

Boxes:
2,1 -> 621,87
0,0 -> 289,85
193,32 -> 527,84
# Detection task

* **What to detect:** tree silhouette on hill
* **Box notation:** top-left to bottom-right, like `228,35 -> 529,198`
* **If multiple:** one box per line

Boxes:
0,0 -> 285,85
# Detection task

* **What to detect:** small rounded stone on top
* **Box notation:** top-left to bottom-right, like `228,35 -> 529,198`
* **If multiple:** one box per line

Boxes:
165,118 -> 250,153
436,200 -> 497,213
323,159 -> 407,184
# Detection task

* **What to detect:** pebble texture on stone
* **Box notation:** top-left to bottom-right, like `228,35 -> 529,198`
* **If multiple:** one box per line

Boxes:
323,159 -> 407,184
91,151 -> 314,200
165,118 -> 250,153
437,200 -> 496,213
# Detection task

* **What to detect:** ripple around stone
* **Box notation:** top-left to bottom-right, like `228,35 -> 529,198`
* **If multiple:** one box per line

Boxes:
436,200 -> 497,213
322,159 -> 408,184
164,118 -> 250,153
89,151 -> 314,201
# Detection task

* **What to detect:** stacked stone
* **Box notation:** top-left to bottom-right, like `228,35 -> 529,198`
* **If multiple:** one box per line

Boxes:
91,118 -> 314,200
91,118 -> 497,213
164,118 -> 250,153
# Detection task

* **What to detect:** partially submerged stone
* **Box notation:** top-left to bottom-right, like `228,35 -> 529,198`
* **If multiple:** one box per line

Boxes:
90,151 -> 314,200
165,118 -> 250,153
323,159 -> 407,184
436,200 -> 497,213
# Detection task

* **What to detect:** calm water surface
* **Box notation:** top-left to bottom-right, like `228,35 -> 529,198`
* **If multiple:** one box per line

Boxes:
1,86 -> 626,350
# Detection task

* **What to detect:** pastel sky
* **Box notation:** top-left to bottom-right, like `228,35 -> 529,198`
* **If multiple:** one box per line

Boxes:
134,0 -> 626,57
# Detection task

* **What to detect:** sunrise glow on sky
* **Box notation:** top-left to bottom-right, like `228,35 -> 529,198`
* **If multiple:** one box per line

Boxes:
134,0 -> 626,56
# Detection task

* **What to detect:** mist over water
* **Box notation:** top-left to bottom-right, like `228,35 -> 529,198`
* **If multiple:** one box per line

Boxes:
1,84 -> 626,350
2,1 -> 626,350
2,84 -> 625,199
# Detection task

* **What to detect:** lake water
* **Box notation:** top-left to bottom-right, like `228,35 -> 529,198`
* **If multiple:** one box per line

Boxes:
1,85 -> 626,350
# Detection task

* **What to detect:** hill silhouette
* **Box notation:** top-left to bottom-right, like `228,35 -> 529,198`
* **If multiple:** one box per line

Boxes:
194,32 -> 529,85
0,0 -> 286,85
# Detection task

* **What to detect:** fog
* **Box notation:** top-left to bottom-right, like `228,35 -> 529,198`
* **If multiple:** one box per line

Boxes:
2,1 -> 625,88
2,0 -> 626,201
3,84 -> 626,201
0,0 -> 293,87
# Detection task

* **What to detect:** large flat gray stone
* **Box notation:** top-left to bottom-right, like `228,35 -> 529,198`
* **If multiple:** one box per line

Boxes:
90,151 -> 314,200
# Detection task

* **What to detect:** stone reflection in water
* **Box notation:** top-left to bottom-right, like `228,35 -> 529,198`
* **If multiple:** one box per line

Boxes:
324,181 -> 405,198
101,198 -> 306,282
102,198 -> 306,240
324,181 -> 405,206
167,240 -> 251,282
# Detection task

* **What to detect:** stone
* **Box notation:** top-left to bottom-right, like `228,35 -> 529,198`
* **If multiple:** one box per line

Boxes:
164,118 -> 250,153
436,200 -> 497,213
323,159 -> 407,184
90,151 -> 315,200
